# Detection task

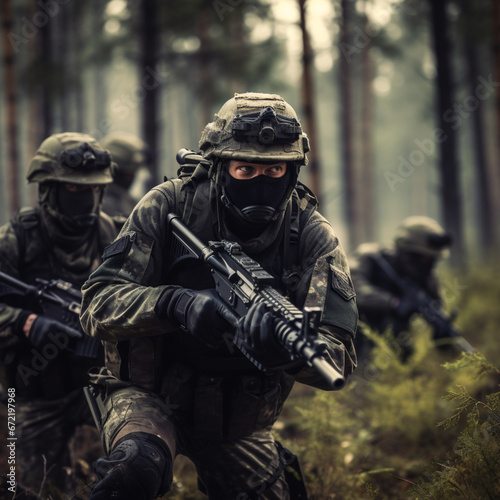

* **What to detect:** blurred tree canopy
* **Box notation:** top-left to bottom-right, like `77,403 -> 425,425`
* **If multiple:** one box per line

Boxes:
1,0 -> 499,261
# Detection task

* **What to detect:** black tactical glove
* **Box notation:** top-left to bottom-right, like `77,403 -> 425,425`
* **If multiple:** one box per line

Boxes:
28,316 -> 80,347
236,302 -> 293,369
158,288 -> 238,346
392,296 -> 420,319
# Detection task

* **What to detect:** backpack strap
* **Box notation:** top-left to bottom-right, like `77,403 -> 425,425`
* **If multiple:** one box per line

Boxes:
281,187 -> 316,296
16,207 -> 40,269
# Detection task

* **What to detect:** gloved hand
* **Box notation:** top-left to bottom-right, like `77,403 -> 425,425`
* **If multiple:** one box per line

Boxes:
28,316 -> 80,347
392,295 -> 420,319
236,302 -> 293,368
170,289 -> 238,346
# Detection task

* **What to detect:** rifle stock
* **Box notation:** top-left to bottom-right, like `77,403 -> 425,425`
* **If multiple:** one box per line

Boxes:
166,213 -> 345,389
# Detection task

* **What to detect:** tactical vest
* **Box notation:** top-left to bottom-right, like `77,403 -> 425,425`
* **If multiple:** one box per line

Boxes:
106,165 -> 320,440
4,208 -> 120,399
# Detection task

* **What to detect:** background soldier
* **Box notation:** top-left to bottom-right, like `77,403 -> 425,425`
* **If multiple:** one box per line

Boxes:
350,215 -> 453,361
100,131 -> 151,217
0,133 -> 123,496
80,92 -> 358,500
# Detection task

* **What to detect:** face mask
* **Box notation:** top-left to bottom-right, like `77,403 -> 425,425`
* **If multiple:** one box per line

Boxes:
56,184 -> 101,227
399,252 -> 437,277
224,169 -> 291,224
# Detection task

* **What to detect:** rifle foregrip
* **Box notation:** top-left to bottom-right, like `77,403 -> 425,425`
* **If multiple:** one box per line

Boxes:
275,320 -> 345,389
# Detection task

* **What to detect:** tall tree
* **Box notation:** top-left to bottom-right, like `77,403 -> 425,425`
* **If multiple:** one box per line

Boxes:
460,0 -> 497,254
39,0 -> 54,137
197,3 -> 213,129
338,0 -> 360,250
493,0 -> 500,162
360,4 -> 375,243
298,0 -> 322,205
428,0 -> 465,263
139,0 -> 161,187
1,0 -> 20,217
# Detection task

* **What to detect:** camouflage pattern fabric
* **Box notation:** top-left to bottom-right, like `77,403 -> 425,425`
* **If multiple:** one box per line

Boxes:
102,183 -> 137,218
350,242 -> 441,327
81,171 -> 358,497
16,388 -> 97,496
0,206 -> 121,495
349,242 -> 442,359
98,378 -> 290,499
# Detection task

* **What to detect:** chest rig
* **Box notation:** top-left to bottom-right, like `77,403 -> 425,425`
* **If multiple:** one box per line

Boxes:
123,154 -> 318,440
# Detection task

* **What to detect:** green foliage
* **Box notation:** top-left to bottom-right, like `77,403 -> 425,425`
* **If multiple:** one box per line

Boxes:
277,266 -> 500,500
411,354 -> 500,499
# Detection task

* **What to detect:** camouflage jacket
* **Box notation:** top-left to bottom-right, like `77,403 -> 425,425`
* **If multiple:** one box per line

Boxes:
0,207 -> 122,397
349,242 -> 441,333
80,171 -> 358,436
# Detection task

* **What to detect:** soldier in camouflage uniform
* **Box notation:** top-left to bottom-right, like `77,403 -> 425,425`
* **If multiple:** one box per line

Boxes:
101,132 -> 151,217
0,133 -> 123,496
350,216 -> 452,360
80,93 -> 358,500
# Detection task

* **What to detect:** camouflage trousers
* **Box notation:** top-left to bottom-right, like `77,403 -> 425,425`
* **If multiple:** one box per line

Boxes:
100,384 -> 292,500
16,388 -> 99,496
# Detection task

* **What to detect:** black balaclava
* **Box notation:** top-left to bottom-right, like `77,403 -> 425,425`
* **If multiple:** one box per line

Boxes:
225,167 -> 291,223
56,183 -> 102,227
38,182 -> 103,273
396,251 -> 437,282
220,164 -> 294,241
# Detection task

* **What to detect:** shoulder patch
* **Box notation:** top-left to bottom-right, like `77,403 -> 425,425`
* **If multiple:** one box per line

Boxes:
102,234 -> 133,259
330,265 -> 356,301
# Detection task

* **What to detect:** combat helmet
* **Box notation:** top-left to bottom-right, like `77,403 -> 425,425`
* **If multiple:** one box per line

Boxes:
199,92 -> 310,164
101,132 -> 150,178
394,216 -> 452,258
27,132 -> 114,185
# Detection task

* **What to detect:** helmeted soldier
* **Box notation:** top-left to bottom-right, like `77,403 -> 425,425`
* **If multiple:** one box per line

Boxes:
80,93 -> 358,500
0,132 -> 124,496
350,215 -> 453,360
100,131 -> 151,217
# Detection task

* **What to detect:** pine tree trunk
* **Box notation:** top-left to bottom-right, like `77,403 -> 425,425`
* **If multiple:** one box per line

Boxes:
39,1 -> 53,137
360,23 -> 375,243
338,0 -> 358,250
464,43 -> 496,253
197,5 -> 212,130
428,0 -> 465,264
140,0 -> 160,188
492,0 -> 500,163
1,0 -> 20,217
298,0 -> 322,206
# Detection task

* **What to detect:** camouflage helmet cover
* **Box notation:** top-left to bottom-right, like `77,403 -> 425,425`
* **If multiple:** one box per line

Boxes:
27,132 -> 115,185
394,216 -> 452,257
100,132 -> 150,176
199,92 -> 310,163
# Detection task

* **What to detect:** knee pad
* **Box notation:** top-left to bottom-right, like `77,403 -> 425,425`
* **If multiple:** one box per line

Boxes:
89,432 -> 173,500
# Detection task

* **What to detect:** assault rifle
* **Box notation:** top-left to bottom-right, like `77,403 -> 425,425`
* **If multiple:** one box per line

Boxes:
370,255 -> 474,353
0,270 -> 100,358
166,213 -> 345,389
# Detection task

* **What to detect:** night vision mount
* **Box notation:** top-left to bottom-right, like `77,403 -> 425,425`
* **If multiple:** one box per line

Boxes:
59,142 -> 112,171
231,107 -> 303,146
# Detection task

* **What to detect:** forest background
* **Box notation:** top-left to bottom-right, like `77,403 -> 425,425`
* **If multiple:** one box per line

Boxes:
1,0 -> 500,499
